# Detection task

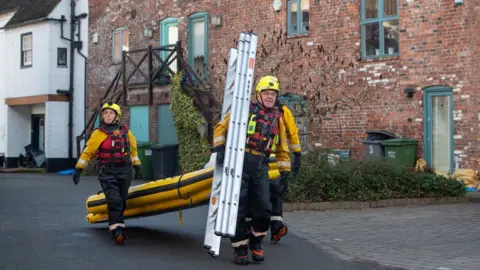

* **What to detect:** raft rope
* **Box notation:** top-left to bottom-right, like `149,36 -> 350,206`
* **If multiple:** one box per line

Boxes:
176,172 -> 193,227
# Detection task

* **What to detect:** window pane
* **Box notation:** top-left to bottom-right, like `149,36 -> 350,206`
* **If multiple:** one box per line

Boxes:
122,30 -> 129,51
365,0 -> 378,19
301,0 -> 310,32
431,96 -> 451,173
58,49 -> 67,65
289,2 -> 298,33
363,22 -> 379,56
384,0 -> 398,17
113,32 -> 121,60
168,25 -> 179,73
383,19 -> 399,54
193,20 -> 205,77
24,50 -> 32,65
23,35 -> 32,50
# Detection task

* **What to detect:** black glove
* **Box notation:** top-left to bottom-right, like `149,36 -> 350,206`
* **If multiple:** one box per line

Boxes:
134,165 -> 142,179
73,168 -> 83,185
279,171 -> 290,193
292,152 -> 302,175
215,145 -> 226,166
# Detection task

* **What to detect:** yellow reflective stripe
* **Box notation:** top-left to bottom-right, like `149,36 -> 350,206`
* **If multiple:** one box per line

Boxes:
289,144 -> 301,150
231,239 -> 249,247
78,159 -> 88,167
251,227 -> 268,237
109,223 -> 125,231
271,216 -> 283,221
214,136 -> 225,143
277,161 -> 291,168
131,156 -> 139,162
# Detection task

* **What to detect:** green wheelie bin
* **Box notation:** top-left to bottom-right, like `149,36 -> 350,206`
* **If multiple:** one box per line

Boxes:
136,143 -> 154,180
381,138 -> 418,167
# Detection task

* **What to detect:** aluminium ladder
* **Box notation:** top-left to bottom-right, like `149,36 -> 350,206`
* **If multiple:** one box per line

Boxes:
203,31 -> 258,258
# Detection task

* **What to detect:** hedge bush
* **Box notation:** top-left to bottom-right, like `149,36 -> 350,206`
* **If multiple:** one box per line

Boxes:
170,72 -> 211,173
285,150 -> 467,203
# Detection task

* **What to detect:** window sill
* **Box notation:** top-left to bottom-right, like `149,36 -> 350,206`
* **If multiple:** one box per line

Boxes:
287,32 -> 310,39
20,65 -> 32,69
361,54 -> 400,63
57,65 -> 68,68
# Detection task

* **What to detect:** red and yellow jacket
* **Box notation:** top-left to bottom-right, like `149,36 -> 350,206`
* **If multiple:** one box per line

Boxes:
75,128 -> 141,170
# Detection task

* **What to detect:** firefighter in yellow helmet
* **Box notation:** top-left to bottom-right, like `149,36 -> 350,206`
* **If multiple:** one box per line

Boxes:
245,78 -> 303,243
73,102 -> 142,245
268,98 -> 302,243
213,75 -> 291,265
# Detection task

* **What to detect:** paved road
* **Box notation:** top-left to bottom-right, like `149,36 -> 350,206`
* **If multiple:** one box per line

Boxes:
285,203 -> 480,270
0,173 -> 395,270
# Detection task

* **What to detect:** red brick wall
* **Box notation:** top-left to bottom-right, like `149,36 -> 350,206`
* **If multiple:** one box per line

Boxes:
87,0 -> 480,168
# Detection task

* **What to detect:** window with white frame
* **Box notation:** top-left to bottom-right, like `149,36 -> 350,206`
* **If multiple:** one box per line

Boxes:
112,28 -> 129,63
21,33 -> 32,67
287,0 -> 310,36
361,0 -> 399,58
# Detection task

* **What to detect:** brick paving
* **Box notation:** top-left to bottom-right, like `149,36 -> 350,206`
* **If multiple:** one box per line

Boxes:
285,202 -> 480,270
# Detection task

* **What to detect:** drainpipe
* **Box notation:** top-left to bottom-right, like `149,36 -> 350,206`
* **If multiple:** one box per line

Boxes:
75,13 -> 88,131
49,0 -> 88,164
67,0 -> 75,162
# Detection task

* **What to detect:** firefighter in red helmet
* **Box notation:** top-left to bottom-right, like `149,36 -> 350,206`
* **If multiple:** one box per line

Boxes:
73,102 -> 142,245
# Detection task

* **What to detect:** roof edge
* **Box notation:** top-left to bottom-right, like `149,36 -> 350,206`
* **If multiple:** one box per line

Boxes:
2,17 -> 48,30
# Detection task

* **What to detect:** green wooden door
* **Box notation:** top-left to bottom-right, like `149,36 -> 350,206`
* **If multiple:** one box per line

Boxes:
423,86 -> 454,174
157,104 -> 178,145
129,106 -> 149,144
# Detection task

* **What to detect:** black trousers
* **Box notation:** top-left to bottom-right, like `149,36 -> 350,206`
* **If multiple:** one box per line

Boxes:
230,152 -> 272,244
269,177 -> 284,221
98,166 -> 132,228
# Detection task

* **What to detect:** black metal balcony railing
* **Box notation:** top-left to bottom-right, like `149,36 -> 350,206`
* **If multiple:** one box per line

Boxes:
76,41 -> 219,158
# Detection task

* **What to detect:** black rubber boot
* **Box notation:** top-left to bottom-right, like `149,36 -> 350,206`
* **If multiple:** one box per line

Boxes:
233,245 -> 249,265
110,227 -> 125,245
270,220 -> 288,242
249,236 -> 264,262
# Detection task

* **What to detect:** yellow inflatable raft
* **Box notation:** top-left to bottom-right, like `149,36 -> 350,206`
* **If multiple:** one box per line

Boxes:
85,162 -> 281,224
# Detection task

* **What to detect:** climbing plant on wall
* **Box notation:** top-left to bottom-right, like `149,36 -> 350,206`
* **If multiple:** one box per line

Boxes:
170,72 -> 211,172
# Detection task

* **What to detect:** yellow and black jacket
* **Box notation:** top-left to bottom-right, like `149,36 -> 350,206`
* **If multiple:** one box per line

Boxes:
213,105 -> 292,172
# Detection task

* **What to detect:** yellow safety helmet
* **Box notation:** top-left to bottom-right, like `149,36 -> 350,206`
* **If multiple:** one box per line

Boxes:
255,75 -> 280,93
101,102 -> 122,117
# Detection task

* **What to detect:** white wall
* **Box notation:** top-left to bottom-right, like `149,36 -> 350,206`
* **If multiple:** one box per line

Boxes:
5,106 -> 30,158
4,22 -> 52,98
48,0 -> 88,157
0,13 -> 10,155
31,104 -> 46,114
0,102 -> 6,154
45,102 -> 68,158
0,29 -> 6,155
1,0 -> 88,159
0,28 -> 6,99
48,0 -> 70,96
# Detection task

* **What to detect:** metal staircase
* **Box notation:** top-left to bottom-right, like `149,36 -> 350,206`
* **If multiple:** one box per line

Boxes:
76,41 -> 219,158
